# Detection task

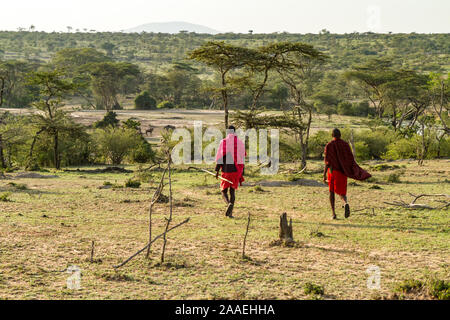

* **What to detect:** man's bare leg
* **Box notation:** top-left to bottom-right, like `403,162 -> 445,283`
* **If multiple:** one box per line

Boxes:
221,188 -> 230,205
339,194 -> 350,218
339,195 -> 348,204
226,188 -> 235,217
329,192 -> 336,219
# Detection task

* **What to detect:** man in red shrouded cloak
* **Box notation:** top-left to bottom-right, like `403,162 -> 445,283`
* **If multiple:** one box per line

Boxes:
323,128 -> 371,220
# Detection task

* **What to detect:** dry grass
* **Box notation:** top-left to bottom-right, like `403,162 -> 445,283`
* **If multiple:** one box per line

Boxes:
0,158 -> 448,300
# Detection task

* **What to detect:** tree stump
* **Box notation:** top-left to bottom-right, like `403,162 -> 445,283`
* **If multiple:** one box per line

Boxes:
279,212 -> 294,243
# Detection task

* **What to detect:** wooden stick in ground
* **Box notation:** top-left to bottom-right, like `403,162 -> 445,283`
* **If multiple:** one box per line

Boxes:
161,158 -> 173,264
90,240 -> 95,263
146,165 -> 169,259
242,212 -> 251,259
113,218 -> 190,269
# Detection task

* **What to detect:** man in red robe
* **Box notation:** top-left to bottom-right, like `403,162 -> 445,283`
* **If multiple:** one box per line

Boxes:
323,128 -> 371,219
215,126 -> 246,218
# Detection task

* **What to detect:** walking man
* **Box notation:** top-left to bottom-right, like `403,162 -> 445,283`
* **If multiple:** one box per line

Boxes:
215,126 -> 246,218
323,128 -> 371,219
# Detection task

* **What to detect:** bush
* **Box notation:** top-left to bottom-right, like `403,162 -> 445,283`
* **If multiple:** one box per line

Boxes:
356,129 -> 395,159
351,101 -> 373,117
387,172 -> 403,183
384,137 -> 418,160
0,192 -> 11,202
134,91 -> 156,110
94,128 -> 141,165
337,101 -> 353,116
130,140 -> 155,163
94,111 -> 120,129
304,282 -> 324,296
157,100 -> 175,109
308,131 -> 330,159
125,179 -> 141,188
354,141 -> 371,161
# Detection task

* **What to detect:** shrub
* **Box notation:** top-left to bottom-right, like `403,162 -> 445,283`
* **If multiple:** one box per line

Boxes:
356,129 -> 395,159
94,111 -> 120,129
387,172 -> 402,183
134,91 -> 156,110
157,100 -> 175,109
304,282 -> 324,296
125,179 -> 141,188
94,128 -> 141,165
130,140 -> 155,163
351,101 -> 373,116
308,131 -> 330,159
0,192 -> 11,202
337,101 -> 353,115
354,141 -> 371,161
395,279 -> 424,293
384,137 -> 418,160
428,279 -> 450,300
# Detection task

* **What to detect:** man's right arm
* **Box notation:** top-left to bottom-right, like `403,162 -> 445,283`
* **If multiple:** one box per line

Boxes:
323,143 -> 329,184
215,163 -> 221,179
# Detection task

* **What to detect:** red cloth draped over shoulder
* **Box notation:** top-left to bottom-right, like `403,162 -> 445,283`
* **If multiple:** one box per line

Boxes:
324,138 -> 371,181
215,134 -> 246,189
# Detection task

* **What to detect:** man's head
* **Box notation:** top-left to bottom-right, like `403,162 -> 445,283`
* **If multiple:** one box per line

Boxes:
332,128 -> 341,139
228,125 -> 236,133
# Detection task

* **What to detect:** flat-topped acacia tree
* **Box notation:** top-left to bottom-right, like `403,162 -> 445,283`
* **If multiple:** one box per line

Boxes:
189,41 -> 257,128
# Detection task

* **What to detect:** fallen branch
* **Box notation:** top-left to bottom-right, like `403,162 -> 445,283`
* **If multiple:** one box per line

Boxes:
384,193 -> 450,210
113,218 -> 190,269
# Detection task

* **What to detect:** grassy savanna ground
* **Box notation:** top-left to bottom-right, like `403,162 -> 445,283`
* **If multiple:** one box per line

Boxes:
0,158 -> 448,300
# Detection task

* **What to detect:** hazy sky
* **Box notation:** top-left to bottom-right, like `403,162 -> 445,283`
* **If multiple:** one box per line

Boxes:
1,0 -> 449,33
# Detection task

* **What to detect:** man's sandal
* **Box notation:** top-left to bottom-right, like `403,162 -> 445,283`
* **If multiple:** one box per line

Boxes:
344,203 -> 350,218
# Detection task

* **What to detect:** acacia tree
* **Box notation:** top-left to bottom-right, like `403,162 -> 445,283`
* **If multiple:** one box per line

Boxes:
27,70 -> 83,169
271,42 -> 327,169
189,41 -> 256,128
344,58 -> 397,118
84,62 -> 140,111
383,71 -> 430,131
428,73 -> 450,135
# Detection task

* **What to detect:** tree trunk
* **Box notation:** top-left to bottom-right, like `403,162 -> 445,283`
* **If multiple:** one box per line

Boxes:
279,212 -> 294,243
221,73 -> 229,129
0,134 -> 6,169
27,128 -> 44,169
54,132 -> 60,169
350,130 -> 356,157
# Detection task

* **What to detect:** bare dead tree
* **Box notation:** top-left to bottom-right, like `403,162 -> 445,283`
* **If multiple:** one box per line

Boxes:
113,218 -> 190,269
145,165 -> 169,258
242,213 -> 251,259
160,156 -> 173,264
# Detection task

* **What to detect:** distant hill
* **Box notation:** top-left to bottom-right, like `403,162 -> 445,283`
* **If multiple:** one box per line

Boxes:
125,21 -> 220,34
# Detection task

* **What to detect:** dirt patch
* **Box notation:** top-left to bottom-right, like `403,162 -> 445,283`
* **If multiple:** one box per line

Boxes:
15,172 -> 59,179
253,179 -> 325,187
65,167 -> 133,174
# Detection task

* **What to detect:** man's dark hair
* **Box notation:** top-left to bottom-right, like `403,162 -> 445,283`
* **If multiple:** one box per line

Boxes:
332,128 -> 341,138
228,125 -> 236,132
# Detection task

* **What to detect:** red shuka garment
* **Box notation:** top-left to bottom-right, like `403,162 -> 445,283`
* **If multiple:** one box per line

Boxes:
324,138 -> 371,181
